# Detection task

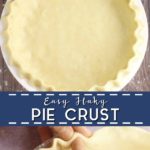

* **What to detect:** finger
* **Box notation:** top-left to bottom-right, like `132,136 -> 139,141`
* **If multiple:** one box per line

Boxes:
51,127 -> 74,141
73,127 -> 92,137
37,127 -> 53,142
71,137 -> 85,150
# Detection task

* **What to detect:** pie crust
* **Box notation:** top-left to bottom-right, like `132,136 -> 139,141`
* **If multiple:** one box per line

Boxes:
39,127 -> 150,150
0,0 -> 148,91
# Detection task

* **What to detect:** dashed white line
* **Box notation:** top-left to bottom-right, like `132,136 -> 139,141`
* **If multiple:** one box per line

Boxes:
122,122 -> 131,125
72,94 -> 80,96
135,93 -> 143,96
21,122 -> 29,125
135,122 -> 143,125
110,122 -> 118,125
46,94 -> 54,96
110,93 -> 118,96
59,94 -> 67,96
34,93 -> 42,96
97,122 -> 105,125
84,122 -> 93,125
8,122 -> 17,125
7,121 -> 145,126
122,93 -> 131,96
46,122 -> 55,125
21,94 -> 29,96
8,93 -> 17,96
84,94 -> 93,96
72,122 -> 80,125
97,94 -> 105,96
59,122 -> 67,125
34,122 -> 42,125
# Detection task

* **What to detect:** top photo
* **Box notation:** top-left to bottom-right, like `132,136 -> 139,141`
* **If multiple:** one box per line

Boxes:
0,0 -> 149,92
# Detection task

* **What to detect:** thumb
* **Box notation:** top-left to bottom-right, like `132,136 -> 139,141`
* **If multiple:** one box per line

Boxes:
50,126 -> 74,141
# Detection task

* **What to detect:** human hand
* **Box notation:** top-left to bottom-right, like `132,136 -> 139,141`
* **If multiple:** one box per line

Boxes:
38,127 -> 92,150
52,127 -> 92,150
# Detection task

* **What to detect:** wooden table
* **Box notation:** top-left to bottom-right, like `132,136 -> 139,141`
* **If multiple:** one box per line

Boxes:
0,0 -> 149,150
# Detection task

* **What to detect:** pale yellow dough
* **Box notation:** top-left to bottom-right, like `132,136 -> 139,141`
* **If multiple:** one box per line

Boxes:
40,127 -> 150,150
4,0 -> 136,90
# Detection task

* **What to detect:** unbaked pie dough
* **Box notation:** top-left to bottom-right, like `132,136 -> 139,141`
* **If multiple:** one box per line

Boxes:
40,127 -> 150,150
1,0 -> 148,91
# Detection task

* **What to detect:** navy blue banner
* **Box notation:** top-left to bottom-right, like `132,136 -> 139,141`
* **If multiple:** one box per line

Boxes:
0,92 -> 149,126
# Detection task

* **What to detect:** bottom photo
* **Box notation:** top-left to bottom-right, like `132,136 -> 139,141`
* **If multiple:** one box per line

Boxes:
0,127 -> 150,150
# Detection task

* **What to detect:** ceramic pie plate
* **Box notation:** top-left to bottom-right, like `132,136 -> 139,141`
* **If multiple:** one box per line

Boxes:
0,0 -> 148,91
35,127 -> 150,150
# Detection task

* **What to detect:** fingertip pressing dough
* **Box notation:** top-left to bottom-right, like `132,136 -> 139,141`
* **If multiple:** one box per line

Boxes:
2,0 -> 147,91
40,127 -> 150,150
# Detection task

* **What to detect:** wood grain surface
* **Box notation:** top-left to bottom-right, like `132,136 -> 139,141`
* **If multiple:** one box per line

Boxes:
0,1 -> 149,150
0,0 -> 150,91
